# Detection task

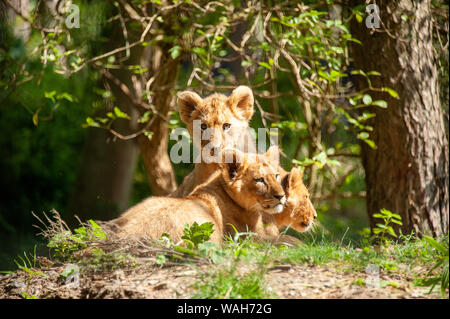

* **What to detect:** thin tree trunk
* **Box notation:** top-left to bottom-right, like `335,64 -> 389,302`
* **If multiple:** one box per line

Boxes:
104,11 -> 178,197
350,0 -> 449,236
136,46 -> 178,195
67,125 -> 138,225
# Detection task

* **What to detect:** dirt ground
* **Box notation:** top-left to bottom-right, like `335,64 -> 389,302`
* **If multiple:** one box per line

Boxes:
0,259 -> 441,299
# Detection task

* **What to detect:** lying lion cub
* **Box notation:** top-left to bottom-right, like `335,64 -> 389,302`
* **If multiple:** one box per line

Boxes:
275,167 -> 317,232
259,167 -> 317,237
111,147 -> 285,244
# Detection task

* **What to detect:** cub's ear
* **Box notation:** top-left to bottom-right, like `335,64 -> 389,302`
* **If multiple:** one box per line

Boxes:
288,167 -> 304,190
229,86 -> 254,120
221,148 -> 246,180
177,91 -> 203,124
265,145 -> 280,166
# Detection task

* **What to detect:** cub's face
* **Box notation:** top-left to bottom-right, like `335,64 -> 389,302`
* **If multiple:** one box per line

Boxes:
220,147 -> 286,215
279,167 -> 317,232
177,86 -> 254,158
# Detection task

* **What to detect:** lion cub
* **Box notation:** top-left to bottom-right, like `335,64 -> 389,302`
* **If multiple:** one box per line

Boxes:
171,86 -> 256,198
256,167 -> 317,244
111,147 -> 285,244
274,167 -> 317,232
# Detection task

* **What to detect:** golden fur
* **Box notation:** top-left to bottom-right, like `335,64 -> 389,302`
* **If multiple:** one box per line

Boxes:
111,148 -> 285,244
171,86 -> 256,198
255,167 -> 317,245
273,167 -> 317,232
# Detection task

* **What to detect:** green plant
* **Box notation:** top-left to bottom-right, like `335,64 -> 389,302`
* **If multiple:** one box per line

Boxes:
14,246 -> 46,279
21,291 -> 37,299
192,263 -> 275,299
47,220 -> 107,260
372,209 -> 403,243
223,225 -> 259,259
181,222 -> 215,249
155,254 -> 167,266
197,242 -> 227,264
417,236 -> 449,296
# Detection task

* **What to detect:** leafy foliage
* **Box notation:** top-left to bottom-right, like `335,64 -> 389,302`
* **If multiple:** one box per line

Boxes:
372,209 -> 403,242
417,236 -> 449,296
47,220 -> 107,260
181,221 -> 215,249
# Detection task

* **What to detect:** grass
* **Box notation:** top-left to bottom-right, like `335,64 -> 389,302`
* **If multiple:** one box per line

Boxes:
4,211 -> 449,299
188,227 -> 449,298
193,264 -> 275,299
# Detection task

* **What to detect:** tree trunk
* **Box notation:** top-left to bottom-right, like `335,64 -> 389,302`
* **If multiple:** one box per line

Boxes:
136,47 -> 178,195
350,0 -> 449,236
68,9 -> 179,224
67,125 -> 138,225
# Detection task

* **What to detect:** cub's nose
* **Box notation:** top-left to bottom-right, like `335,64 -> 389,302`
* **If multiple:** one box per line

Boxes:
301,221 -> 310,228
274,194 -> 286,205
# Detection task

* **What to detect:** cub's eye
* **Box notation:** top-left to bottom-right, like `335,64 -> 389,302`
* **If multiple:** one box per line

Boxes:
254,177 -> 265,183
201,123 -> 207,130
275,174 -> 280,182
222,123 -> 231,130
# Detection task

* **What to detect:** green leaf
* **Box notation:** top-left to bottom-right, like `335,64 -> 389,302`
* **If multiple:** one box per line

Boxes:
85,117 -> 100,128
372,100 -> 387,108
362,138 -> 377,149
44,91 -> 57,103
258,62 -> 272,70
441,264 -> 449,295
143,131 -> 154,140
382,87 -> 399,99
358,112 -> 376,121
362,94 -> 372,105
351,70 -> 366,77
57,92 -> 74,102
138,111 -> 152,123
181,222 -> 215,248
114,107 -> 130,120
376,223 -> 387,229
357,132 -> 370,140
32,111 -> 39,126
169,45 -> 182,59
424,236 -> 448,255
155,254 -> 166,265
380,208 -> 393,216
387,226 -> 397,237
173,245 -> 198,257
192,47 -> 207,57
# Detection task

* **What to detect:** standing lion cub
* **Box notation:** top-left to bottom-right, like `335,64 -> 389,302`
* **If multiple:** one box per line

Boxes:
111,147 -> 285,244
171,86 -> 256,198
